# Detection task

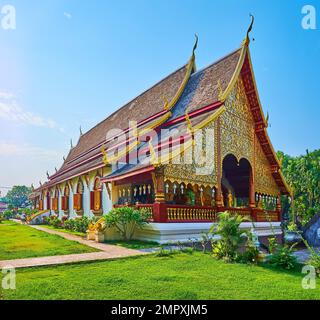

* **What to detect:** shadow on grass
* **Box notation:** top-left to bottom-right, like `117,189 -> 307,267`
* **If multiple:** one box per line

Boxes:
256,261 -> 307,279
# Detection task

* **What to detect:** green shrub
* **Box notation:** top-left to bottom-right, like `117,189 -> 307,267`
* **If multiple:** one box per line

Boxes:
49,217 -> 61,228
64,219 -> 75,231
3,209 -> 15,220
104,207 -> 149,240
210,212 -> 249,263
267,245 -> 298,270
63,217 -> 97,233
42,216 -> 50,225
237,231 -> 260,264
18,208 -> 37,218
268,236 -> 278,254
0,214 -> 4,223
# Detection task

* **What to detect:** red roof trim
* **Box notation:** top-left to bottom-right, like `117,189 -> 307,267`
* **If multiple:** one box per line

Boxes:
101,166 -> 154,183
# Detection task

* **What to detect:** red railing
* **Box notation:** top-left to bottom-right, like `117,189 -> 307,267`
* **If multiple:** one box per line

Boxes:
166,204 -> 216,222
112,203 -> 281,223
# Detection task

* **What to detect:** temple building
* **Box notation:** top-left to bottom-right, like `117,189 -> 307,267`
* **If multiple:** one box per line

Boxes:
30,18 -> 291,243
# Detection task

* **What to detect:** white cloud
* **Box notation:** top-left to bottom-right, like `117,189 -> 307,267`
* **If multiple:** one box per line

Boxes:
0,90 -> 62,130
0,91 -> 14,100
64,12 -> 72,19
0,141 -> 60,158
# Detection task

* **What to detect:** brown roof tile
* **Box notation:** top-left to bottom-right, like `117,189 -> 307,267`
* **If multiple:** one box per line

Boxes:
44,48 -> 242,188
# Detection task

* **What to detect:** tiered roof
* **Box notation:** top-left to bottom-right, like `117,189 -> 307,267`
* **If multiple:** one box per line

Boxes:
36,19 -> 290,195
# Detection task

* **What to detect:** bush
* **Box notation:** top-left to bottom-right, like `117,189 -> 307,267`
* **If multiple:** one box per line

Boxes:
268,236 -> 278,254
210,212 -> 249,263
73,217 -> 91,233
50,217 -> 62,228
237,231 -> 260,264
42,216 -> 50,225
0,214 -> 4,223
18,208 -> 37,218
104,207 -> 149,240
267,245 -> 298,270
63,216 -> 98,233
64,219 -> 75,230
3,209 -> 15,220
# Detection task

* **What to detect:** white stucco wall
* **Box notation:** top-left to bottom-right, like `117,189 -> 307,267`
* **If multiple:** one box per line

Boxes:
102,183 -> 112,215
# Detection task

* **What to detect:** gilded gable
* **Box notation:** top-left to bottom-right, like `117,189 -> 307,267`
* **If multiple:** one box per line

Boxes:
220,77 -> 255,165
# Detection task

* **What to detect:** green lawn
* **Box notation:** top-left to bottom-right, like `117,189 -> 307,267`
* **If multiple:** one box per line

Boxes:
104,239 -> 160,250
2,252 -> 320,300
0,221 -> 99,260
39,225 -> 87,237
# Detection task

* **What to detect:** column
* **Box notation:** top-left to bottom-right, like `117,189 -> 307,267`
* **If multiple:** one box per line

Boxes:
153,167 -> 165,203
83,178 -> 93,218
43,193 -> 47,211
152,167 -> 167,222
68,187 -> 75,218
249,168 -> 255,208
102,183 -> 112,215
58,189 -> 64,219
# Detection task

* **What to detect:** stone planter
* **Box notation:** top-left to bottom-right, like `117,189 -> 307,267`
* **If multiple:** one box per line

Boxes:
95,231 -> 105,243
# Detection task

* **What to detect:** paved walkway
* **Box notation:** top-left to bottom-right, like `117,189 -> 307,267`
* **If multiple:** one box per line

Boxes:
0,224 -> 150,269
293,248 -> 320,263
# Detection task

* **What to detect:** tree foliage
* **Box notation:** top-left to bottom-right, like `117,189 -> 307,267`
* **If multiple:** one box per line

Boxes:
6,186 -> 32,209
277,149 -> 320,224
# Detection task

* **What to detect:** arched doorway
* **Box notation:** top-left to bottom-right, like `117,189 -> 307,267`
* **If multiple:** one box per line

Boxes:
222,154 -> 252,208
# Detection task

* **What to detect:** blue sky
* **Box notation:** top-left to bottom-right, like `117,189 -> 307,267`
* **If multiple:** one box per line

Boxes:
0,0 -> 319,195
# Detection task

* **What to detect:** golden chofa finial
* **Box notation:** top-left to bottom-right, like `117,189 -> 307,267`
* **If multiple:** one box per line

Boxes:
192,34 -> 198,58
243,14 -> 254,46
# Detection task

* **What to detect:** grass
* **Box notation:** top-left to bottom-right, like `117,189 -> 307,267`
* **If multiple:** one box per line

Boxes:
104,239 -> 160,250
0,221 -> 99,260
2,252 -> 320,300
38,224 -> 87,237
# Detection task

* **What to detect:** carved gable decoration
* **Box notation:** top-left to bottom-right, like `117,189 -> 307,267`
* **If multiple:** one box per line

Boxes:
164,119 -> 217,187
255,140 -> 280,196
220,77 -> 255,165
